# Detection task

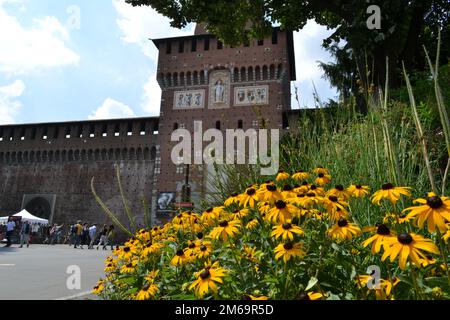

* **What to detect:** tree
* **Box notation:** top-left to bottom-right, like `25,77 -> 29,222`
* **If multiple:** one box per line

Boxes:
126,0 -> 449,91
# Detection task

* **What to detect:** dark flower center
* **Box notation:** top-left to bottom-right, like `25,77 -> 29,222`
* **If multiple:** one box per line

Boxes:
142,284 -> 150,291
302,181 -> 309,186
126,263 -> 133,268
267,184 -> 277,191
306,192 -> 316,197
206,208 -> 213,213
231,193 -> 238,197
123,246 -> 130,253
188,243 -> 195,249
278,170 -> 285,173
356,185 -> 362,189
176,249 -> 184,256
283,184 -> 293,191
382,183 -> 394,190
377,224 -> 390,235
197,232 -> 204,239
283,242 -> 294,250
310,185 -> 317,190
297,193 -> 305,198
246,188 -> 256,196
200,269 -> 211,280
338,218 -> 348,227
296,292 -> 310,300
318,173 -> 324,178
282,223 -> 292,230
200,245 -> 207,252
328,196 -> 338,202
177,214 -> 183,219
219,220 -> 229,227
427,196 -> 443,209
275,200 -> 287,209
335,185 -> 344,191
398,233 -> 413,245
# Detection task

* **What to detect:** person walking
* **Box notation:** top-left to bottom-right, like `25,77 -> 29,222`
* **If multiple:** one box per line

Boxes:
74,220 -> 83,249
69,223 -> 77,246
88,224 -> 97,249
106,225 -> 115,251
19,221 -> 32,248
97,225 -> 108,250
4,217 -> 16,247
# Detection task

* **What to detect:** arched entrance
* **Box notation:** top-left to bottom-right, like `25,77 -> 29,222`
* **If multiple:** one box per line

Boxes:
25,197 -> 52,220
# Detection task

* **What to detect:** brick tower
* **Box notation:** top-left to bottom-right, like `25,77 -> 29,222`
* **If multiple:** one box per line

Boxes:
151,25 -> 296,223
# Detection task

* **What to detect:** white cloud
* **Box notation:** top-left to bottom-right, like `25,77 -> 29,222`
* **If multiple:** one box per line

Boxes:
142,72 -> 161,116
113,0 -> 194,63
292,20 -> 338,108
89,98 -> 136,120
0,79 -> 25,124
0,1 -> 79,75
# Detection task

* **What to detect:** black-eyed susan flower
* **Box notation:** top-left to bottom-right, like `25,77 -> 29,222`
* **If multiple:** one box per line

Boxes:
371,183 -> 411,205
381,233 -> 440,270
117,245 -> 135,260
308,184 -> 325,196
327,218 -> 361,241
120,260 -> 137,274
267,200 -> 299,224
276,170 -> 290,181
292,170 -> 310,181
239,187 -> 259,207
141,241 -> 163,258
170,249 -> 189,266
104,262 -> 116,273
403,193 -> 450,233
274,242 -> 306,263
92,279 -> 105,295
189,262 -> 226,298
313,167 -> 329,175
135,283 -> 159,300
281,184 -> 297,199
231,208 -> 250,220
356,275 -> 399,300
200,207 -> 220,225
224,193 -> 240,206
347,184 -> 370,198
257,183 -> 283,203
321,195 -> 348,215
242,245 -> 260,263
144,270 -> 159,283
315,173 -> 331,186
296,291 -> 324,300
326,185 -> 350,200
271,221 -> 304,241
362,224 -> 395,254
246,219 -> 259,230
209,219 -> 240,241
196,241 -> 212,259
293,192 -> 321,208
258,201 -> 272,215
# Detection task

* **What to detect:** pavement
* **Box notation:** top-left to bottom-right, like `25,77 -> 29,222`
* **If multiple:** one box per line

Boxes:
0,244 -> 112,300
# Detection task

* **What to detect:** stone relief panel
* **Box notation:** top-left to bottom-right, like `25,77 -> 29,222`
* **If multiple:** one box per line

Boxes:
208,70 -> 231,109
173,90 -> 205,109
234,85 -> 269,106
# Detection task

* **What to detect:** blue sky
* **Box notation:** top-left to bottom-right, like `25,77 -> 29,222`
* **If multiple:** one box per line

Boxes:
0,0 -> 338,125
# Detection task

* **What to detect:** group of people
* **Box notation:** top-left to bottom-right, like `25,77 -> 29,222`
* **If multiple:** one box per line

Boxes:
69,221 -> 116,250
2,217 -> 34,248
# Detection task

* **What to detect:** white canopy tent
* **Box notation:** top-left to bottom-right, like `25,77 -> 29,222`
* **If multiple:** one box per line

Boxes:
0,209 -> 49,225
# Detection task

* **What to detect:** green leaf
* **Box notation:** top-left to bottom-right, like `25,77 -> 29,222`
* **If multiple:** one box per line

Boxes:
305,277 -> 318,291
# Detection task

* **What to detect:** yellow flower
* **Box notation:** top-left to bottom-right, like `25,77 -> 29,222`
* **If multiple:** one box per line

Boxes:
292,192 -> 321,208
356,275 -> 399,300
196,241 -> 213,259
120,260 -> 137,274
231,208 -> 250,220
292,170 -> 310,181
347,185 -> 370,198
274,242 -> 306,263
280,184 -> 297,199
135,284 -> 158,300
144,270 -> 159,283
327,218 -> 361,241
201,207 -> 220,224
443,227 -> 450,242
271,221 -> 304,241
257,183 -> 283,203
189,261 -> 226,298
170,249 -> 189,266
242,245 -> 259,263
258,201 -> 272,214
267,200 -> 299,224
244,295 -> 269,300
224,193 -> 240,206
140,242 -> 164,258
246,219 -> 259,230
371,183 -> 411,205
326,185 -> 350,200
313,167 -> 329,175
209,219 -> 240,241
104,262 -> 116,273
117,246 -> 135,260
362,224 -> 396,254
381,233 -> 440,270
239,187 -> 259,207
92,279 -> 105,295
276,170 -> 290,181
315,173 -> 331,186
296,291 -> 323,300
403,193 -> 450,233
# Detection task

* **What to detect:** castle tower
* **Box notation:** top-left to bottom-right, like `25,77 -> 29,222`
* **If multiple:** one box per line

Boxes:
151,25 -> 296,223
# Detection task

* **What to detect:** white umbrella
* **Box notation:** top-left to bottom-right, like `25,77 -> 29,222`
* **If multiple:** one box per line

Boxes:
1,209 -> 49,225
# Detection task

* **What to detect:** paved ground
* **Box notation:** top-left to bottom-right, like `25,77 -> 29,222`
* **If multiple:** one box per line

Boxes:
0,244 -> 112,300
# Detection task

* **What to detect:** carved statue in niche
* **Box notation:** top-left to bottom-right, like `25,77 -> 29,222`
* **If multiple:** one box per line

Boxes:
209,70 -> 230,109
